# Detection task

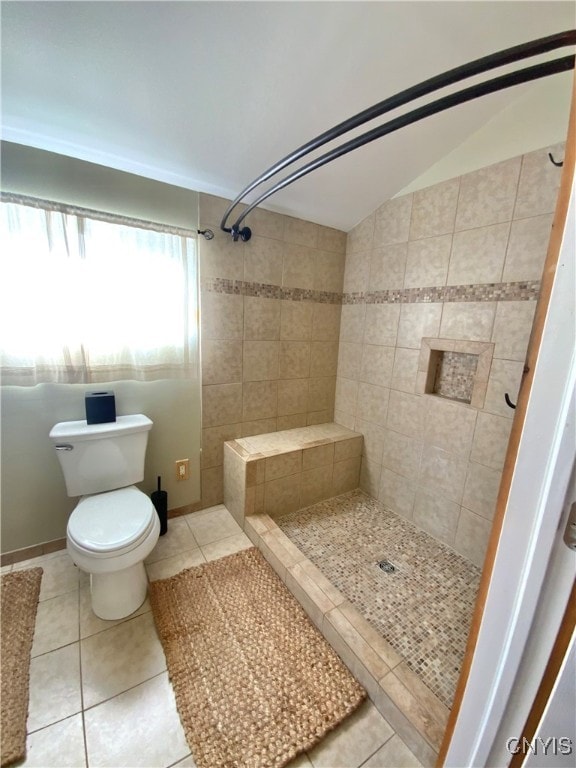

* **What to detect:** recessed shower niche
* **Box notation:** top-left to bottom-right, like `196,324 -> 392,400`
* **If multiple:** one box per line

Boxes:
417,337 -> 494,408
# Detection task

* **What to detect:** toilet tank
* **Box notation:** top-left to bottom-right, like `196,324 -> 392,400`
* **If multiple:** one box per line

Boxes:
49,414 -> 153,497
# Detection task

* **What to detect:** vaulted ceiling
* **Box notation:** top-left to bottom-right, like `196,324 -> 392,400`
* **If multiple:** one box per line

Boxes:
2,1 -> 574,230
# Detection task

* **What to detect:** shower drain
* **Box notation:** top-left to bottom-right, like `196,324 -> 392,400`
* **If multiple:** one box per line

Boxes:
377,559 -> 396,573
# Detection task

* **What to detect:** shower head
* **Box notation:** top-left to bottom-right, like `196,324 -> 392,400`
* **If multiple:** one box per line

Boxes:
198,229 -> 215,240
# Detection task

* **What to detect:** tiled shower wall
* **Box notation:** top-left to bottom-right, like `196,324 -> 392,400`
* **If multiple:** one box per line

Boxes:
199,194 -> 346,507
334,142 -> 564,566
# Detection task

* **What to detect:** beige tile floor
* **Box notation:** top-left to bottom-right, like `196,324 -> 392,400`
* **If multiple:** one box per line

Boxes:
3,504 -> 422,768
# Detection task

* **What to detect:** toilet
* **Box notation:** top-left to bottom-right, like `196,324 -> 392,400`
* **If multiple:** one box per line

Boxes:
49,414 -> 160,620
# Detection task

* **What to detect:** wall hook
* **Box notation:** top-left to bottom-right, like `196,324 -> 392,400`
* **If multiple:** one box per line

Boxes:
548,152 -> 564,167
505,393 -> 517,410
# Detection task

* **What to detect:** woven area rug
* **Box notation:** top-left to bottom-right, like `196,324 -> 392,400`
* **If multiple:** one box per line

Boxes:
150,547 -> 366,768
1,567 -> 42,768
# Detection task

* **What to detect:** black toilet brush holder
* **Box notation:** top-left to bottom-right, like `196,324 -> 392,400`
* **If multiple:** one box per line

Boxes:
151,476 -> 168,536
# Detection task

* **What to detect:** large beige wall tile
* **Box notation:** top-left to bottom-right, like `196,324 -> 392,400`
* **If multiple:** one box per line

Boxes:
307,409 -> 333,425
491,301 -> 537,361
199,192 -> 245,226
418,445 -> 467,504
378,467 -> 416,520
447,223 -> 509,285
245,207 -> 285,240
503,214 -> 553,282
373,195 -> 413,247
424,397 -> 477,455
202,423 -> 242,469
470,411 -> 512,470
264,474 -> 302,517
280,300 -> 313,340
413,492 -> 460,546
386,390 -> 426,439
278,378 -> 309,416
265,450 -> 302,481
356,418 -> 385,465
338,341 -> 363,380
334,436 -> 363,461
462,461 -> 502,520
279,341 -> 311,379
347,212 -> 375,254
242,380 -> 278,421
201,465 -> 224,506
454,508 -> 492,567
335,377 -> 359,417
357,383 -> 390,427
405,235 -> 451,288
455,156 -> 521,230
439,302 -> 496,342
317,225 -> 347,254
202,383 -> 242,427
310,341 -> 339,377
360,344 -> 395,388
283,216 -> 318,248
241,417 -> 277,437
277,414 -> 307,430
301,466 -> 333,507
315,250 -> 345,293
199,232 -> 244,281
200,292 -> 243,339
369,244 -> 407,290
332,456 -> 361,495
302,443 -> 334,470
243,234 -> 284,285
410,177 -> 460,240
391,347 -> 420,394
343,248 -> 371,294
243,296 -> 281,340
483,358 -> 523,418
201,339 -> 242,385
308,376 -> 335,413
381,429 -> 423,479
397,303 -> 442,349
360,456 -> 382,498
282,242 -> 316,289
340,303 -> 366,343
312,303 -> 342,341
364,304 -> 401,347
514,143 -> 564,219
242,340 -> 279,381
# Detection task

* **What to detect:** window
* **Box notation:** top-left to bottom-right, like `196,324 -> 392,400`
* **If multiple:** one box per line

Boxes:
0,200 -> 199,385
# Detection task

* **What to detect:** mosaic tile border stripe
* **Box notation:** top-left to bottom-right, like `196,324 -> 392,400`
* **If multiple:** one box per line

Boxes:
202,277 -> 540,305
201,277 -> 342,304
344,281 -> 540,305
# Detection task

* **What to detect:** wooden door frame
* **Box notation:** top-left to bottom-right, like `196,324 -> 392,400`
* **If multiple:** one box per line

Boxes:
438,75 -> 576,766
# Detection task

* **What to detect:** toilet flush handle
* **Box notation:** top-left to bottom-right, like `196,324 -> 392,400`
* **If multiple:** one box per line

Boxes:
54,443 -> 74,451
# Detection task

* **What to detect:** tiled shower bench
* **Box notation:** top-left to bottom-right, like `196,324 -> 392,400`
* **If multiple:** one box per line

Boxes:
223,422 -> 363,525
223,422 -> 448,766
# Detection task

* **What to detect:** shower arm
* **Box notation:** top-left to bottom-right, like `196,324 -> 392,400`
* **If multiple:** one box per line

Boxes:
220,29 -> 576,241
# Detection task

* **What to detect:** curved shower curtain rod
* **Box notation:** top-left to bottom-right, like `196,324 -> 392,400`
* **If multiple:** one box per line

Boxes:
220,29 -> 576,241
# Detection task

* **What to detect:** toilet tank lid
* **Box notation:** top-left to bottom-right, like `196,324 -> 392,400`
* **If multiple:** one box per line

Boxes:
50,414 -> 152,441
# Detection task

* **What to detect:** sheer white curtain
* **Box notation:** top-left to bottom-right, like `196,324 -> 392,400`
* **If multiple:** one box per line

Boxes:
0,201 -> 199,385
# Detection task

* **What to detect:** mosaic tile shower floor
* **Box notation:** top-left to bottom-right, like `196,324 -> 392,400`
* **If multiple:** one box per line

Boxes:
276,490 -> 482,709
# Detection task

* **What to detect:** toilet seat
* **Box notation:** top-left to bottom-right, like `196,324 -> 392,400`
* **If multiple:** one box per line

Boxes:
67,486 -> 156,558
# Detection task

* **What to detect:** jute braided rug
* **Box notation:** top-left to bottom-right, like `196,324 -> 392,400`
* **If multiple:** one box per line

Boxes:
0,567 -> 42,768
149,547 -> 366,768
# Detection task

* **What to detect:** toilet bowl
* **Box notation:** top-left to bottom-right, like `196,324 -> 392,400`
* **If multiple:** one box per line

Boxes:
50,414 -> 159,620
67,485 -> 160,619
